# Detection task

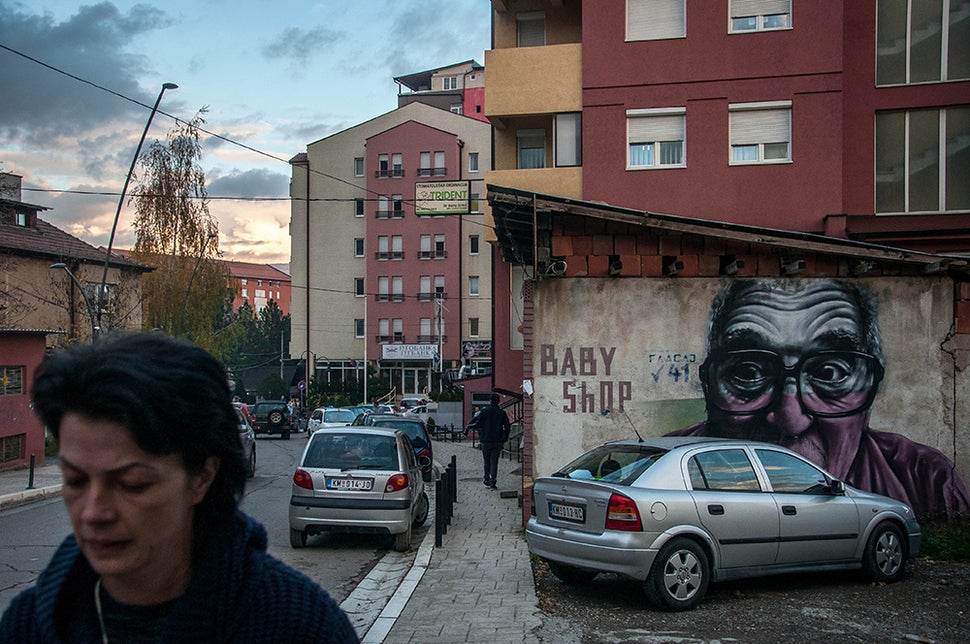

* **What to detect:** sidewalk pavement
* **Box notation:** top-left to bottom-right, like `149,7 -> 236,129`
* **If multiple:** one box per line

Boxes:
0,441 -> 544,643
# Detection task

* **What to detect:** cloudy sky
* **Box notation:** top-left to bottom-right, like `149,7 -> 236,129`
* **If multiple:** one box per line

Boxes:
0,0 -> 492,265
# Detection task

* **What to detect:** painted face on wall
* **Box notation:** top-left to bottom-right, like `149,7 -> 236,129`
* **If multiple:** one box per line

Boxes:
700,281 -> 884,474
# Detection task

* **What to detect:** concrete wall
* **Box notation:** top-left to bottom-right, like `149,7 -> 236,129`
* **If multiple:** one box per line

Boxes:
530,276 -> 965,507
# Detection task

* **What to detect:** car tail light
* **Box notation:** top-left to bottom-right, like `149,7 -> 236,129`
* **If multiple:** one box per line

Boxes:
416,447 -> 432,460
386,473 -> 409,492
293,469 -> 313,490
605,493 -> 642,531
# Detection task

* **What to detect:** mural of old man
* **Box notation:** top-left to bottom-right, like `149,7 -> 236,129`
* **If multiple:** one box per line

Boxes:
668,279 -> 970,518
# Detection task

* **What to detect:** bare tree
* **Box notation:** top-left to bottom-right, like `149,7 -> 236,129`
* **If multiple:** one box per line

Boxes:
129,110 -> 231,353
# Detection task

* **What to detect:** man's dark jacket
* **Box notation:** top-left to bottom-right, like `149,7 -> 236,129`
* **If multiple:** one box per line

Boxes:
474,404 -> 511,443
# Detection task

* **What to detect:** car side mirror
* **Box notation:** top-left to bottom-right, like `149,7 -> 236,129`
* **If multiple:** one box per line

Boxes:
829,479 -> 845,495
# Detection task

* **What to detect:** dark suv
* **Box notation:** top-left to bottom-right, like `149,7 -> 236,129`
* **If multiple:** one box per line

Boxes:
250,400 -> 293,439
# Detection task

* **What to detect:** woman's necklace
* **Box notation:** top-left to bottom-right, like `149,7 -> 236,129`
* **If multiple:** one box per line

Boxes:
93,577 -> 109,644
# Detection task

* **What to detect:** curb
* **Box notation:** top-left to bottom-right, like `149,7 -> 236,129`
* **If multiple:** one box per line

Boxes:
0,484 -> 62,511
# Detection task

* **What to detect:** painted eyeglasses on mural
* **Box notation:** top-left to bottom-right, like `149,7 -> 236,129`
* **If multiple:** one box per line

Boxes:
702,349 -> 884,418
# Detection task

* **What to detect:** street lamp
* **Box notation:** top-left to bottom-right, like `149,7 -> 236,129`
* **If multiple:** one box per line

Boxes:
177,232 -> 218,336
50,263 -> 98,339
96,81 -> 178,336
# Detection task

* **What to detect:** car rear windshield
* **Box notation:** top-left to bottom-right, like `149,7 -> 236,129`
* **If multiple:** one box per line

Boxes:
553,445 -> 667,486
323,410 -> 356,424
303,433 -> 398,470
369,420 -> 428,449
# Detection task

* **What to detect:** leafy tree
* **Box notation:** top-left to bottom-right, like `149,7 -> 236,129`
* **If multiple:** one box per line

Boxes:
257,373 -> 287,401
128,110 -> 231,354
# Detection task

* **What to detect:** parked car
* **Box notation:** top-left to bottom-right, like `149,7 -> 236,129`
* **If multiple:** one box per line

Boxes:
352,414 -> 434,482
307,407 -> 357,434
233,405 -> 257,478
527,436 -> 921,612
288,427 -> 430,551
249,400 -> 293,439
398,397 -> 427,411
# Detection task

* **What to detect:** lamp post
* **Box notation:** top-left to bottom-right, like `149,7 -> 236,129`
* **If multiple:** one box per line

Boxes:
50,263 -> 98,339
96,81 -> 178,336
177,232 -> 218,336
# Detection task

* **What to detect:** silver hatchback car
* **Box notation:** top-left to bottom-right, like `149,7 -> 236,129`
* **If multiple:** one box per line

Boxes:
527,436 -> 921,611
289,427 -> 430,551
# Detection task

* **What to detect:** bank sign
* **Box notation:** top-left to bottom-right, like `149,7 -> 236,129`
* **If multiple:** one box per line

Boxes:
415,180 -> 470,215
382,344 -> 438,360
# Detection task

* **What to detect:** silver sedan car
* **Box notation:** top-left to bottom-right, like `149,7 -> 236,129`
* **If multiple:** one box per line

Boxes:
289,427 -> 429,552
527,436 -> 921,611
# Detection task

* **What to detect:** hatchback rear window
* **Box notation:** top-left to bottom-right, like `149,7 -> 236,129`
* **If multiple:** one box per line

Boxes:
323,410 -> 356,424
303,433 -> 398,470
369,420 -> 428,449
554,445 -> 666,486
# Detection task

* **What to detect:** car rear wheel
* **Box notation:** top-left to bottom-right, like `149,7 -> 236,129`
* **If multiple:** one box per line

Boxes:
268,409 -> 285,426
862,521 -> 906,582
547,561 -> 598,584
644,537 -> 710,612
289,528 -> 307,548
393,523 -> 412,552
412,491 -> 429,527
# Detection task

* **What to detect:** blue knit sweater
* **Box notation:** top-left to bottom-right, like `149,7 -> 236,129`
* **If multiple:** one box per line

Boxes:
0,512 -> 359,643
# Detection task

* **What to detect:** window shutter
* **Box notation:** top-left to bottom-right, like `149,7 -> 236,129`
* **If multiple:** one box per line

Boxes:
628,0 -> 685,41
517,12 -> 546,47
628,114 -> 685,142
730,0 -> 790,17
731,108 -> 790,144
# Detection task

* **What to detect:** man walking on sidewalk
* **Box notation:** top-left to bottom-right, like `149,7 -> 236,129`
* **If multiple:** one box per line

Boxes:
469,392 -> 510,489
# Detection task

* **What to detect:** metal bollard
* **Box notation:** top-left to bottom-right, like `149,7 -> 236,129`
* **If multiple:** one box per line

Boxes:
435,477 -> 443,546
450,455 -> 458,504
27,453 -> 35,490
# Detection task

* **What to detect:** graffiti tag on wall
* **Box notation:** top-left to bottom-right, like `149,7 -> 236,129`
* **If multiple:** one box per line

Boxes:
540,344 -> 632,413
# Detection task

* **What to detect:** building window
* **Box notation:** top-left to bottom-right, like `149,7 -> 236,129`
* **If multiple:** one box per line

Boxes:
391,235 -> 403,260
469,275 -> 480,297
419,235 -> 432,259
434,275 -> 446,299
450,103 -> 463,115
419,151 -> 432,176
555,113 -> 583,167
1,433 -> 25,465
627,108 -> 686,168
378,318 -> 390,342
419,275 -> 432,300
354,157 -> 365,177
443,75 -> 459,90
469,235 -> 480,255
355,198 -> 365,217
517,129 -> 546,169
392,276 -> 404,301
876,106 -> 970,213
627,0 -> 686,41
377,235 -> 390,260
378,154 -> 390,178
392,194 -> 404,218
433,151 -> 446,176
241,278 -> 248,285
354,238 -> 364,257
241,288 -> 248,299
377,195 -> 389,218
469,318 -> 480,337
877,0 -> 970,85
517,11 -> 546,47
393,318 -> 403,342
392,153 -> 404,177
355,278 -> 365,297
434,235 -> 446,258
1,366 -> 24,396
729,0 -> 791,33
469,152 -> 479,172
470,192 -> 481,213
377,276 -> 390,301
355,319 -> 365,338
729,101 -> 792,164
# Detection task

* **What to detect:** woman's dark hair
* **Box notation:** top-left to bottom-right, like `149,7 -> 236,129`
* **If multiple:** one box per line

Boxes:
31,332 -> 246,544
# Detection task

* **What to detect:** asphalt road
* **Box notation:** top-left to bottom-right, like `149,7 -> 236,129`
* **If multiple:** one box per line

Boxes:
0,432 -> 414,613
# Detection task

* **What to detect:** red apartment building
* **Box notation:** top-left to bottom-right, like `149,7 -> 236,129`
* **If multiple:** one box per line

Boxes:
225,260 -> 291,315
485,0 -> 970,398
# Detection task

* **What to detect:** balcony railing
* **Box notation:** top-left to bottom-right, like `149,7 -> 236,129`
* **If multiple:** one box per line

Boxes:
375,294 -> 390,302
375,168 -> 405,178
375,210 -> 405,219
416,292 -> 434,301
376,333 -> 405,343
417,334 -> 447,343
417,167 -> 448,177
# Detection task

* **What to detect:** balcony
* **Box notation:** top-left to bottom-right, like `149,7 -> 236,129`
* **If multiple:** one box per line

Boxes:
375,168 -> 406,178
485,43 -> 581,120
376,333 -> 405,344
416,292 -> 434,301
417,167 -> 448,177
375,210 -> 405,220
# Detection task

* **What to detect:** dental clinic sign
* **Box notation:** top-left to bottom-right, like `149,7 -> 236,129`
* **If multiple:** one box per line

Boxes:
415,180 -> 470,215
